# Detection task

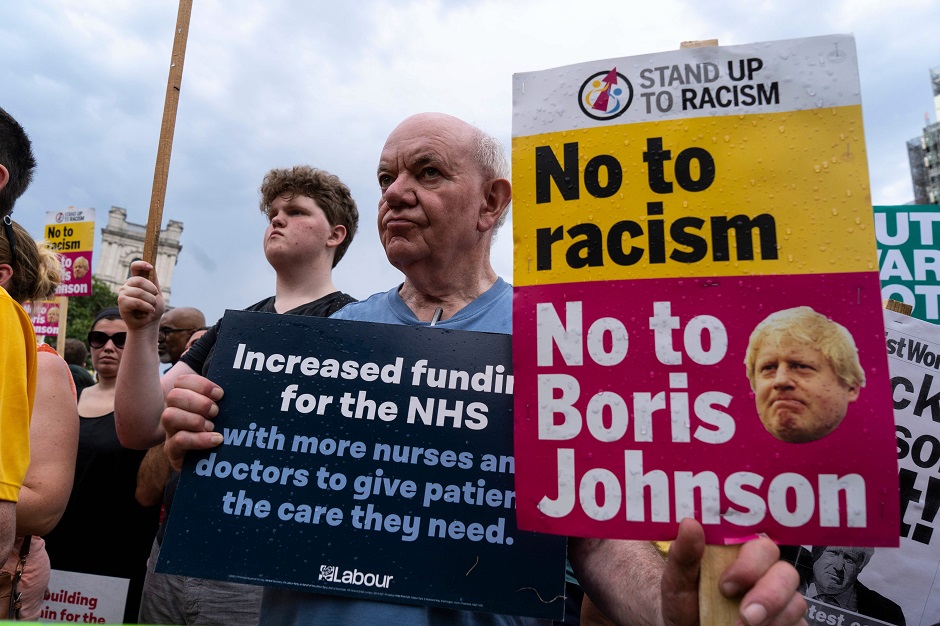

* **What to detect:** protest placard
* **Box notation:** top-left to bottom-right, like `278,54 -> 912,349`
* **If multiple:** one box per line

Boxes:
511,34 -> 898,546
158,310 -> 567,620
45,207 -> 95,298
23,298 -> 60,338
40,569 -> 128,623
875,205 -> 940,325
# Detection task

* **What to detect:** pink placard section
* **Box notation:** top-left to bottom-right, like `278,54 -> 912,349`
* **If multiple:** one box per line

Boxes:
513,272 -> 899,547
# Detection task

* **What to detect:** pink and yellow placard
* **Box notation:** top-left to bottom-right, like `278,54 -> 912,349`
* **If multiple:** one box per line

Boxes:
46,207 -> 95,298
511,35 -> 898,546
24,298 -> 61,337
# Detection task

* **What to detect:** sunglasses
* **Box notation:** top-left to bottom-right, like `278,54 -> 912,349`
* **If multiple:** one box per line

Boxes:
87,331 -> 127,349
158,326 -> 196,339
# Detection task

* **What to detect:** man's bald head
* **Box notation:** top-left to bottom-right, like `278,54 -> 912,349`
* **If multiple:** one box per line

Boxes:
376,112 -> 512,280
159,306 -> 206,364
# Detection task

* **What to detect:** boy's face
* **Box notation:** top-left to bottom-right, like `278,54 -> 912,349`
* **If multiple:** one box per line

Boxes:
263,194 -> 341,269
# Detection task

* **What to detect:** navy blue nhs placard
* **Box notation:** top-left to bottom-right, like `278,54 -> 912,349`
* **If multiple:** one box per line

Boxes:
157,309 -> 566,619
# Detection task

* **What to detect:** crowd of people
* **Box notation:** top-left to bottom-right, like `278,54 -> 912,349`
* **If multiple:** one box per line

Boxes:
0,103 -> 822,625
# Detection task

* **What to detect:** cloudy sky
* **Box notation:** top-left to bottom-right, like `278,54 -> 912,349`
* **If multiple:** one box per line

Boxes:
3,0 -> 939,325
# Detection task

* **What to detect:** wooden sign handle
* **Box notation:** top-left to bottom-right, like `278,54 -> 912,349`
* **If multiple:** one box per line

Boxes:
141,0 -> 193,276
55,296 -> 69,357
699,544 -> 741,625
676,36 -> 749,625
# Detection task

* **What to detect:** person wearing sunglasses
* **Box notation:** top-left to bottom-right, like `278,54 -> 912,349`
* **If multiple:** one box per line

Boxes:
43,307 -> 162,624
157,307 -> 206,367
0,105 -> 37,568
0,216 -> 79,621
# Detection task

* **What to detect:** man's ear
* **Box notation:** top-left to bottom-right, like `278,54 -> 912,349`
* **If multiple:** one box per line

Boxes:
326,224 -> 347,248
478,178 -> 512,231
0,163 -> 9,194
0,263 -> 13,290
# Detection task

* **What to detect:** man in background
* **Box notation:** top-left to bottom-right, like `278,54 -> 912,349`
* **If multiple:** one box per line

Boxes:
158,306 -> 205,366
63,337 -> 95,395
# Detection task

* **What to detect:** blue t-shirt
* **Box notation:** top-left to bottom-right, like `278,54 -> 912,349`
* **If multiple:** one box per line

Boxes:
330,278 -> 513,334
259,278 -> 548,625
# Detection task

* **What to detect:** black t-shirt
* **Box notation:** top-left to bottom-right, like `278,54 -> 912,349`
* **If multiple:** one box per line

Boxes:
159,291 -> 356,545
44,391 -> 161,623
179,291 -> 355,376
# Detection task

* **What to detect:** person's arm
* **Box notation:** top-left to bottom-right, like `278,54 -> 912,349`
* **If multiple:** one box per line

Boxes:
569,537 -> 666,626
162,374 -> 225,472
570,519 -> 807,626
115,260 -> 194,449
16,350 -> 79,536
0,502 -> 13,561
135,444 -> 170,507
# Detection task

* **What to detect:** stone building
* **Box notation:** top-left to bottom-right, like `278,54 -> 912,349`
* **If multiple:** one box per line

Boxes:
94,206 -> 183,305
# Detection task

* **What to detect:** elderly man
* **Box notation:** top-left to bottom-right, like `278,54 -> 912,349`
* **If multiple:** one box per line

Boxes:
161,113 -> 804,626
158,306 -> 206,366
745,306 -> 864,443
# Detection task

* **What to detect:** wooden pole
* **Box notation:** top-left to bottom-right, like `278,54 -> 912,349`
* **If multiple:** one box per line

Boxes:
141,0 -> 193,276
55,296 -> 69,357
699,544 -> 741,625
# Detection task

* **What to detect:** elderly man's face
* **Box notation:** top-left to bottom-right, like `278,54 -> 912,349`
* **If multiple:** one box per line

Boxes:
812,547 -> 868,595
754,339 -> 859,443
376,114 -> 487,272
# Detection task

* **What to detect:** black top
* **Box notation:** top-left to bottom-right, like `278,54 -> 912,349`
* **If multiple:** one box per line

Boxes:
43,399 -> 161,624
179,291 -> 356,377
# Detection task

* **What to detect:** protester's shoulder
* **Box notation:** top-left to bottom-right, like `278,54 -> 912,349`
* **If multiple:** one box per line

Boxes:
0,293 -> 33,355
329,288 -> 395,320
492,277 -> 513,297
36,345 -> 68,371
333,291 -> 357,307
244,296 -> 277,313
0,288 -> 30,325
37,342 -> 59,356
308,291 -> 357,317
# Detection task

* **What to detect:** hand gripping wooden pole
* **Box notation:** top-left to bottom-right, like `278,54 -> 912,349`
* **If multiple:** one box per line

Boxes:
141,0 -> 193,278
699,544 -> 741,626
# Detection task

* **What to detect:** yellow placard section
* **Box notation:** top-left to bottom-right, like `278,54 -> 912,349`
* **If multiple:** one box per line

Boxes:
44,220 -> 95,252
513,106 -> 875,287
